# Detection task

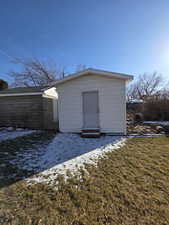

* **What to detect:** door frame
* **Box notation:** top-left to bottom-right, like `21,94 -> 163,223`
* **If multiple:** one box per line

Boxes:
82,90 -> 100,129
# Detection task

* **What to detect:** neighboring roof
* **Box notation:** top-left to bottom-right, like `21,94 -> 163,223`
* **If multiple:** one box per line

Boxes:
51,68 -> 134,87
0,86 -> 46,96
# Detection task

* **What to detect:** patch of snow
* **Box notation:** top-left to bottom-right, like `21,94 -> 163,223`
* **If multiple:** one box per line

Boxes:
0,163 -> 6,167
127,99 -> 143,103
144,121 -> 169,126
0,129 -> 38,142
16,128 -> 24,131
17,133 -> 128,184
6,127 -> 14,131
128,134 -> 165,137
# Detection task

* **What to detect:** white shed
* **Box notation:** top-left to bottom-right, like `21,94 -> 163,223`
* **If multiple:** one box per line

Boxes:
52,69 -> 133,136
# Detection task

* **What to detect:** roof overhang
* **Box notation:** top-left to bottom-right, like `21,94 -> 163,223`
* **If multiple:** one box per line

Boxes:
50,68 -> 134,87
0,92 -> 42,97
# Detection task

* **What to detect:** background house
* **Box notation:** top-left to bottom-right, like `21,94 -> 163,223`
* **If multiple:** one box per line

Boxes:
0,86 -> 58,129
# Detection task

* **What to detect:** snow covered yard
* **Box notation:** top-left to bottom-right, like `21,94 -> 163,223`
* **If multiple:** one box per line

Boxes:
0,132 -> 126,187
15,133 -> 127,184
0,131 -> 56,188
0,128 -> 37,142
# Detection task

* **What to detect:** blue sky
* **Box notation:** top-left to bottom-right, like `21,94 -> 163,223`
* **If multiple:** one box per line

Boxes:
0,0 -> 169,83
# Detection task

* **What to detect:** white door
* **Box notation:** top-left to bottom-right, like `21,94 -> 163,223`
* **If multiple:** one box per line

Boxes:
82,91 -> 99,128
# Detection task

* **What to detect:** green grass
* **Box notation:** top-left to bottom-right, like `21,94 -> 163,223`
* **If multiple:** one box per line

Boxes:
1,136 -> 169,225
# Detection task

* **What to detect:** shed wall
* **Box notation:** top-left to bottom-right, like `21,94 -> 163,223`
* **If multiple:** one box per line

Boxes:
56,74 -> 126,134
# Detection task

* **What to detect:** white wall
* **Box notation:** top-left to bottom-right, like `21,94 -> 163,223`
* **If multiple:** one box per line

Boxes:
56,74 -> 126,134
43,87 -> 58,99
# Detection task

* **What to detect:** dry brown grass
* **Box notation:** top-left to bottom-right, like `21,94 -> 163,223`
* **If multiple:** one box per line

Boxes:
1,137 -> 169,225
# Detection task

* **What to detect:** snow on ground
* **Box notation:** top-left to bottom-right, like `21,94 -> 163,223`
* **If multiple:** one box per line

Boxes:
129,134 -> 165,137
144,121 -> 169,126
0,129 -> 37,142
12,133 -> 127,184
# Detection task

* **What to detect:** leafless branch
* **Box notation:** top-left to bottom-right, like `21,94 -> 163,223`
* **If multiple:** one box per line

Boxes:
127,72 -> 166,101
9,57 -> 65,87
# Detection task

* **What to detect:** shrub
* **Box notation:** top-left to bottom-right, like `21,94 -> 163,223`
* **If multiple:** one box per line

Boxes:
143,97 -> 169,121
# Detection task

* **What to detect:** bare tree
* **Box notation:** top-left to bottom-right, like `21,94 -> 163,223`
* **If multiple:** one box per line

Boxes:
127,72 -> 164,101
126,83 -> 138,101
0,79 -> 8,90
9,58 -> 65,87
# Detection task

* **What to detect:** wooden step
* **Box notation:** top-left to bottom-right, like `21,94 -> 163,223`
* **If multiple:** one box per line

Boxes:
81,128 -> 101,138
81,133 -> 101,138
82,128 -> 100,133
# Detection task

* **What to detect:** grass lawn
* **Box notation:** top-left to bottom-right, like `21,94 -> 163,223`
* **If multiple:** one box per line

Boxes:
1,136 -> 169,225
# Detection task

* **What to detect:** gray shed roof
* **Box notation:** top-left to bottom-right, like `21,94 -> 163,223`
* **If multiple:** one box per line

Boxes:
0,86 -> 46,95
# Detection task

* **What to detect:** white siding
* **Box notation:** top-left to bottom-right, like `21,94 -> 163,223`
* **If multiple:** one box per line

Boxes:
56,74 -> 126,134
